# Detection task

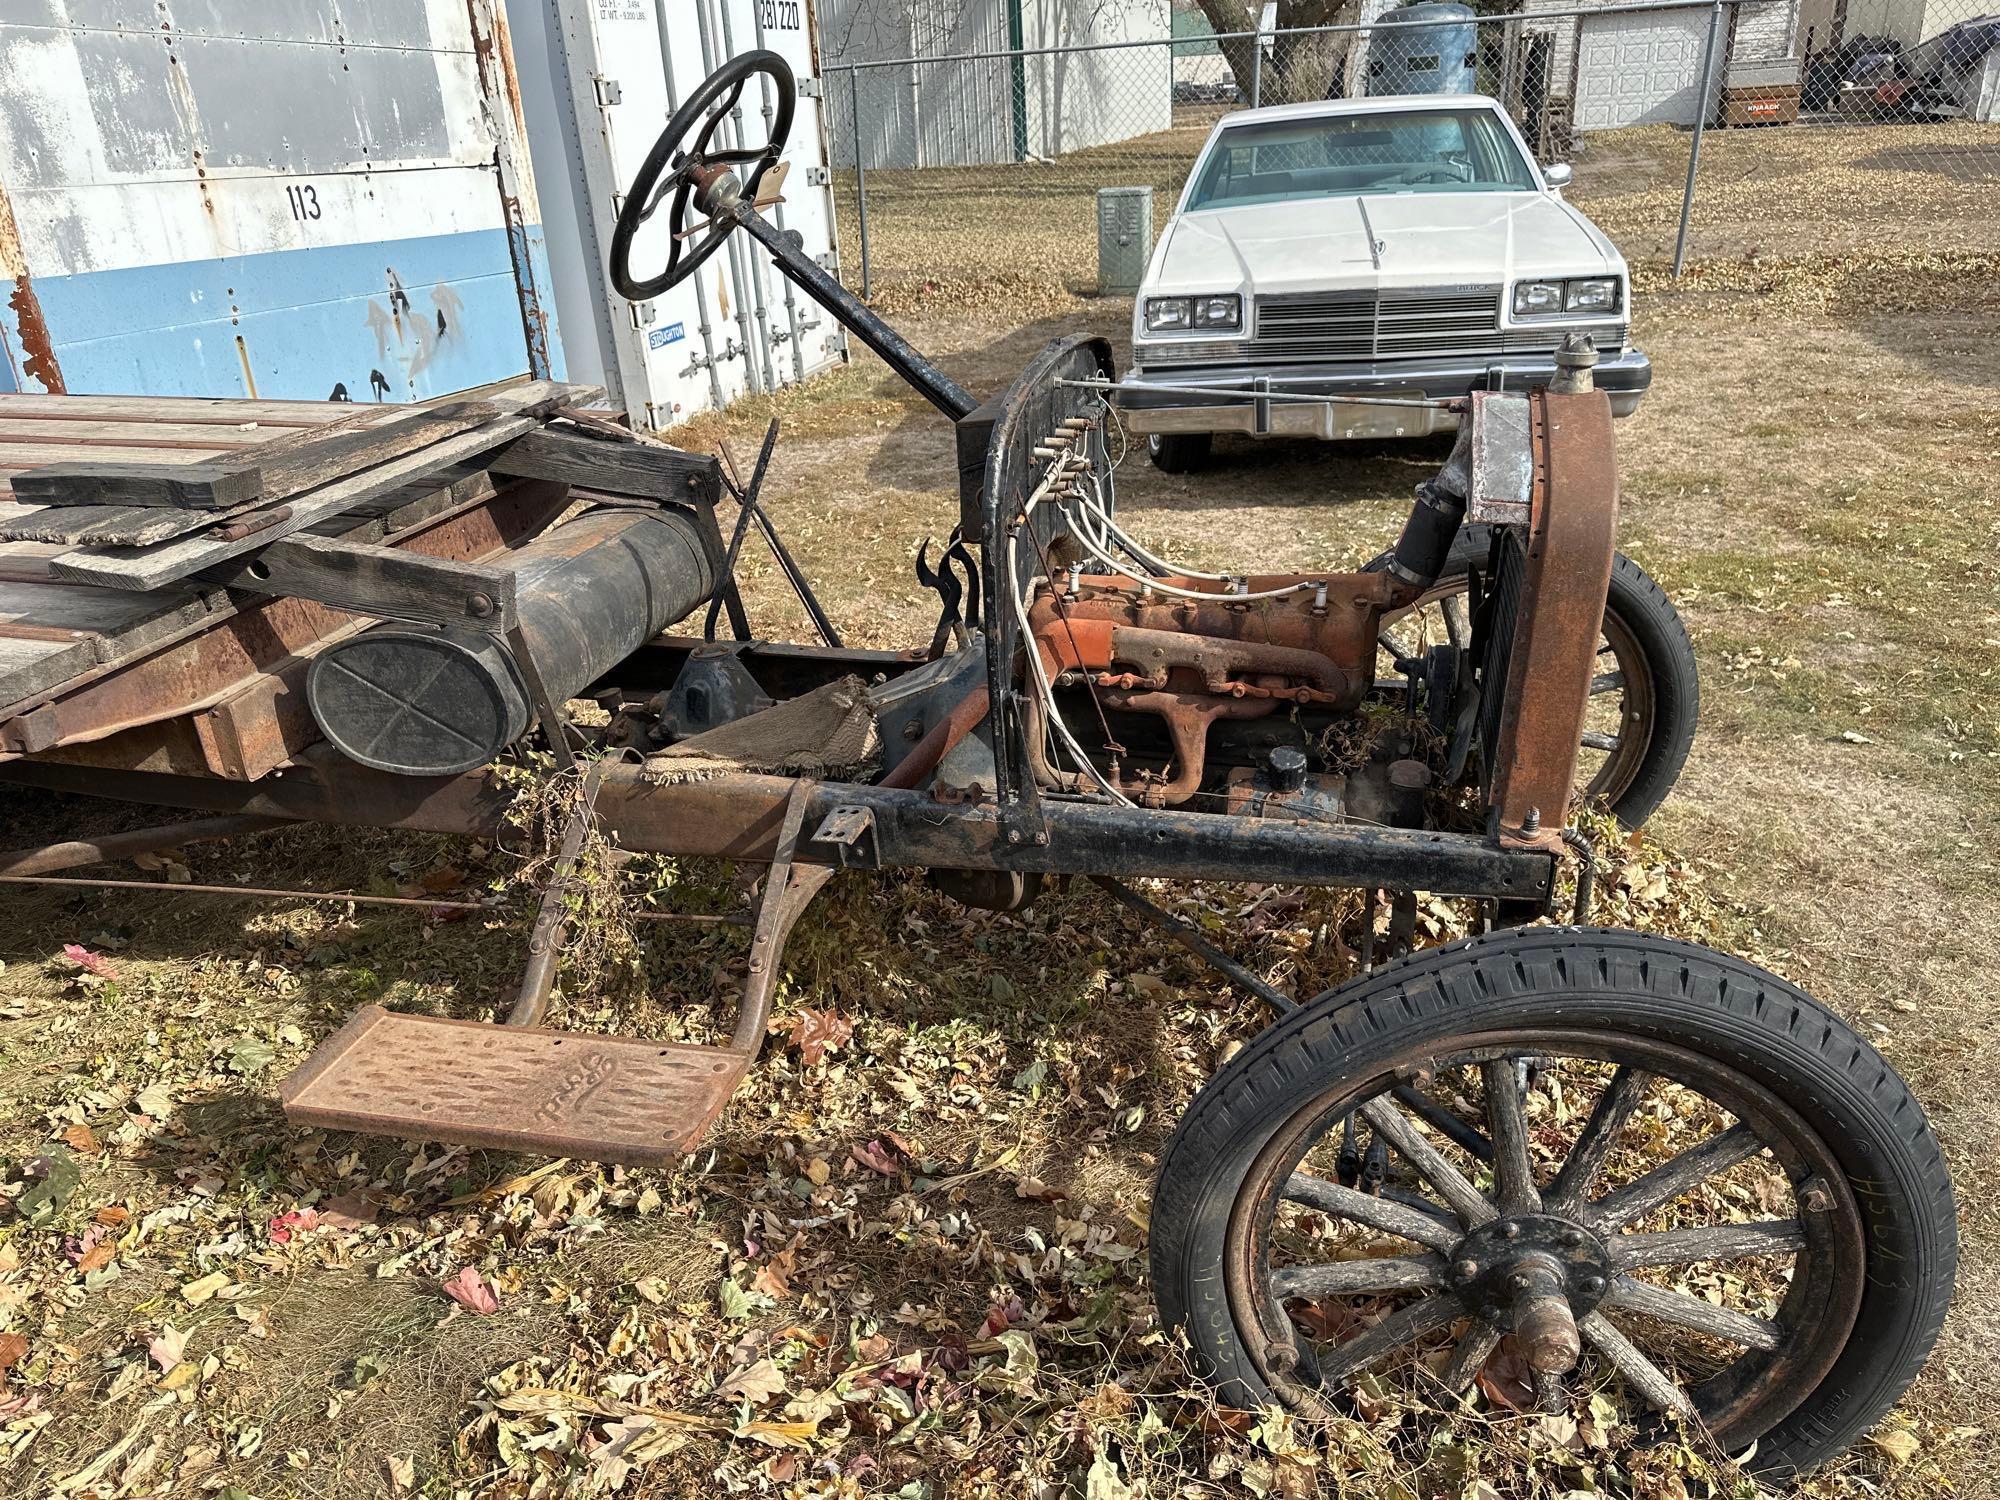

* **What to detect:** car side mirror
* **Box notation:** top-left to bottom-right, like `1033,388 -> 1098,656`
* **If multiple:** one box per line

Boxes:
1544,162 -> 1573,189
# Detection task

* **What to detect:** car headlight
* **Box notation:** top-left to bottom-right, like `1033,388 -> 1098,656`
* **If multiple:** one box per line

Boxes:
1144,297 -> 1191,332
1566,278 -> 1619,313
1512,281 -> 1565,317
1514,278 -> 1624,317
1192,294 -> 1241,330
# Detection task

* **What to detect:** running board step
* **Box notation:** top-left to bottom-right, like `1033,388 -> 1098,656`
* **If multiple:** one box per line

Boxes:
279,1005 -> 747,1167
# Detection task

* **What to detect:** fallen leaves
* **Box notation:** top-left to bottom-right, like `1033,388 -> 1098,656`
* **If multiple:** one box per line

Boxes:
56,943 -> 116,979
786,1006 -> 854,1066
716,1357 -> 786,1405
443,1266 -> 501,1315
179,1271 -> 232,1306
146,1324 -> 186,1374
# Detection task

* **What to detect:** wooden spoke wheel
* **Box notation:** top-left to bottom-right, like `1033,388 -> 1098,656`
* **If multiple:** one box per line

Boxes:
1150,929 -> 1956,1476
1370,528 -> 1698,828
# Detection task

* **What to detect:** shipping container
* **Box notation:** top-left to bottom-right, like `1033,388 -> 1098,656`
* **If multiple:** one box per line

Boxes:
0,0 -> 563,401
505,0 -> 848,429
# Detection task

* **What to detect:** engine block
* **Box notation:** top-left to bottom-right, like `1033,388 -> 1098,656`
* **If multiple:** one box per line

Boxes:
1023,570 -> 1404,805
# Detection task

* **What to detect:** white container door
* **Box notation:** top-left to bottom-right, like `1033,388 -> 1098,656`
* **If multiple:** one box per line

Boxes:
508,0 -> 847,429
1571,8 -> 1715,130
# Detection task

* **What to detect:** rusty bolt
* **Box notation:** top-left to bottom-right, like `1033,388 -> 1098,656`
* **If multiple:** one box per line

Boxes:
1561,1229 -> 1586,1248
901,719 -> 925,741
1006,829 -> 1023,845
1264,1340 -> 1299,1373
1498,1220 -> 1520,1240
1521,806 -> 1542,835
1800,1181 -> 1833,1214
1032,831 -> 1049,846
1579,1274 -> 1605,1295
466,592 -> 496,618
1455,1259 -> 1480,1280
1509,1270 -> 1533,1292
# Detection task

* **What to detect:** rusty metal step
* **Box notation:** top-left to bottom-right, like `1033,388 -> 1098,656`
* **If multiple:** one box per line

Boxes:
279,1005 -> 746,1166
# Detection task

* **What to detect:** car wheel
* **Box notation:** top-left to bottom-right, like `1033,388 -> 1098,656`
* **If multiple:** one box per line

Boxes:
1147,432 -> 1211,474
1365,527 -> 1699,829
1150,927 -> 1956,1477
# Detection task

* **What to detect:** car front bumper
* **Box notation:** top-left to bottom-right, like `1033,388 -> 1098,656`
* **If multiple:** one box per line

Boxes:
1116,348 -> 1653,440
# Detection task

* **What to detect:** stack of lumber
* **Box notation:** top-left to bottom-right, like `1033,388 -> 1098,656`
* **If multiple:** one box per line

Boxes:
0,380 -> 591,716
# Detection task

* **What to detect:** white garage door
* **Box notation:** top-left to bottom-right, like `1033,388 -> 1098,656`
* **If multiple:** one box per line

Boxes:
1572,8 -> 1717,130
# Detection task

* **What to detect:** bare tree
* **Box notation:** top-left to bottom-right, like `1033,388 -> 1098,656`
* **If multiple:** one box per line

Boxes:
1193,0 -> 1366,105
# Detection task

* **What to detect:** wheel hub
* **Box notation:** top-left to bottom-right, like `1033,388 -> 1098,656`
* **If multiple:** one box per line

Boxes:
1448,1212 -> 1613,1359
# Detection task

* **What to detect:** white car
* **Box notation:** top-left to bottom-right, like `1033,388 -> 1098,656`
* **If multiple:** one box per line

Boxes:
1119,94 -> 1650,471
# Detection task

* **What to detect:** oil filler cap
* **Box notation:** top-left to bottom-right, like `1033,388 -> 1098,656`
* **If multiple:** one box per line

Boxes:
307,628 -> 532,777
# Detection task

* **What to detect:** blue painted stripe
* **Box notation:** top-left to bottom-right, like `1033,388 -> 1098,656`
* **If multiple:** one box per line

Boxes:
3,227 -> 564,402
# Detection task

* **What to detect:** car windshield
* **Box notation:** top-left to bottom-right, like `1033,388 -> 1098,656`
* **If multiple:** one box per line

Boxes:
1185,109 -> 1538,210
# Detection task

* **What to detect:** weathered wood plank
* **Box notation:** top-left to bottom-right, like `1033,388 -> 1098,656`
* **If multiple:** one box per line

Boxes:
0,447 -> 235,489
0,393 -> 388,424
489,425 -> 722,505
200,533 -> 515,628
0,542 -> 65,582
48,382 -> 586,591
9,401 -> 492,511
0,577 -> 220,713
0,632 -> 97,705
0,420 -> 301,449
0,503 -> 229,546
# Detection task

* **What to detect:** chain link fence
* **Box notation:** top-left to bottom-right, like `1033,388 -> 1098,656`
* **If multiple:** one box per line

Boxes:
818,0 -> 2000,304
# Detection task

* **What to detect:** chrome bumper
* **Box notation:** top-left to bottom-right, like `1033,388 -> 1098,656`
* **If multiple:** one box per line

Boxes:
1116,348 -> 1653,439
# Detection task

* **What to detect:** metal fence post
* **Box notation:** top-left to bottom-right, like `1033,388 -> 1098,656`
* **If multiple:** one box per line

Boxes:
847,66 -> 873,300
1672,0 -> 1727,278
1251,33 -> 1263,107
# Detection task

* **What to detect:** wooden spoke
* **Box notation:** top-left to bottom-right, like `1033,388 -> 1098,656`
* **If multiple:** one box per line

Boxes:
1359,1098 -> 1496,1226
1436,1319 -> 1503,1394
1481,1060 -> 1541,1214
1534,1370 -> 1568,1413
1378,1185 -> 1460,1228
1612,1219 -> 1806,1270
1600,1275 -> 1783,1352
1590,671 -> 1626,696
1283,1174 -> 1462,1253
1271,1254 -> 1445,1300
1579,729 -> 1622,752
1590,1122 -> 1766,1231
1544,1066 -> 1649,1216
1580,1311 -> 1697,1418
1392,1083 -> 1494,1163
1320,1294 -> 1464,1384
1441,593 -> 1470,648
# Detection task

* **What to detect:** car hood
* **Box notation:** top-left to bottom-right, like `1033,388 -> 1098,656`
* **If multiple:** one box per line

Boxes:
1153,192 -> 1617,295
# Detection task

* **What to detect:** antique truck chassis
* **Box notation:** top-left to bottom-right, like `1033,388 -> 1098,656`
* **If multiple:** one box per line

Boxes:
0,50 -> 1954,1478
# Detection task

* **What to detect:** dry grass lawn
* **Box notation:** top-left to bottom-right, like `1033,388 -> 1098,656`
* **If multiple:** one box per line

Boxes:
1,118 -> 1996,1498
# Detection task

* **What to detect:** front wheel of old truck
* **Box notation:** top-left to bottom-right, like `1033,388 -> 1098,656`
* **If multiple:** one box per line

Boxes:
1367,527 -> 1699,828
1149,928 -> 1956,1477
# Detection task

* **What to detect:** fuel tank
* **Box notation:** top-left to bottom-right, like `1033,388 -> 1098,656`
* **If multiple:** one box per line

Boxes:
308,508 -> 715,776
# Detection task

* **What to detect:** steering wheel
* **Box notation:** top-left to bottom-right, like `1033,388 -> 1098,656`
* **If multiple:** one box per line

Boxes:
609,50 -> 795,302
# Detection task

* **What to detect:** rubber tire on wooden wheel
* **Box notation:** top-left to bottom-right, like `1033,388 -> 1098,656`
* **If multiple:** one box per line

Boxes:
1366,526 -> 1699,828
1148,432 -> 1211,473
1149,928 -> 1956,1476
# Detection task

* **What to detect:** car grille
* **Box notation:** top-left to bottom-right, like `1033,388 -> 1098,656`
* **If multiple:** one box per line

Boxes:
1137,285 -> 1626,369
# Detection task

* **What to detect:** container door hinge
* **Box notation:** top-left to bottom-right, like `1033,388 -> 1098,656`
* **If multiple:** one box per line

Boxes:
628,300 -> 656,329
805,165 -> 830,187
594,76 -> 622,107
796,77 -> 823,99
814,252 -> 840,274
